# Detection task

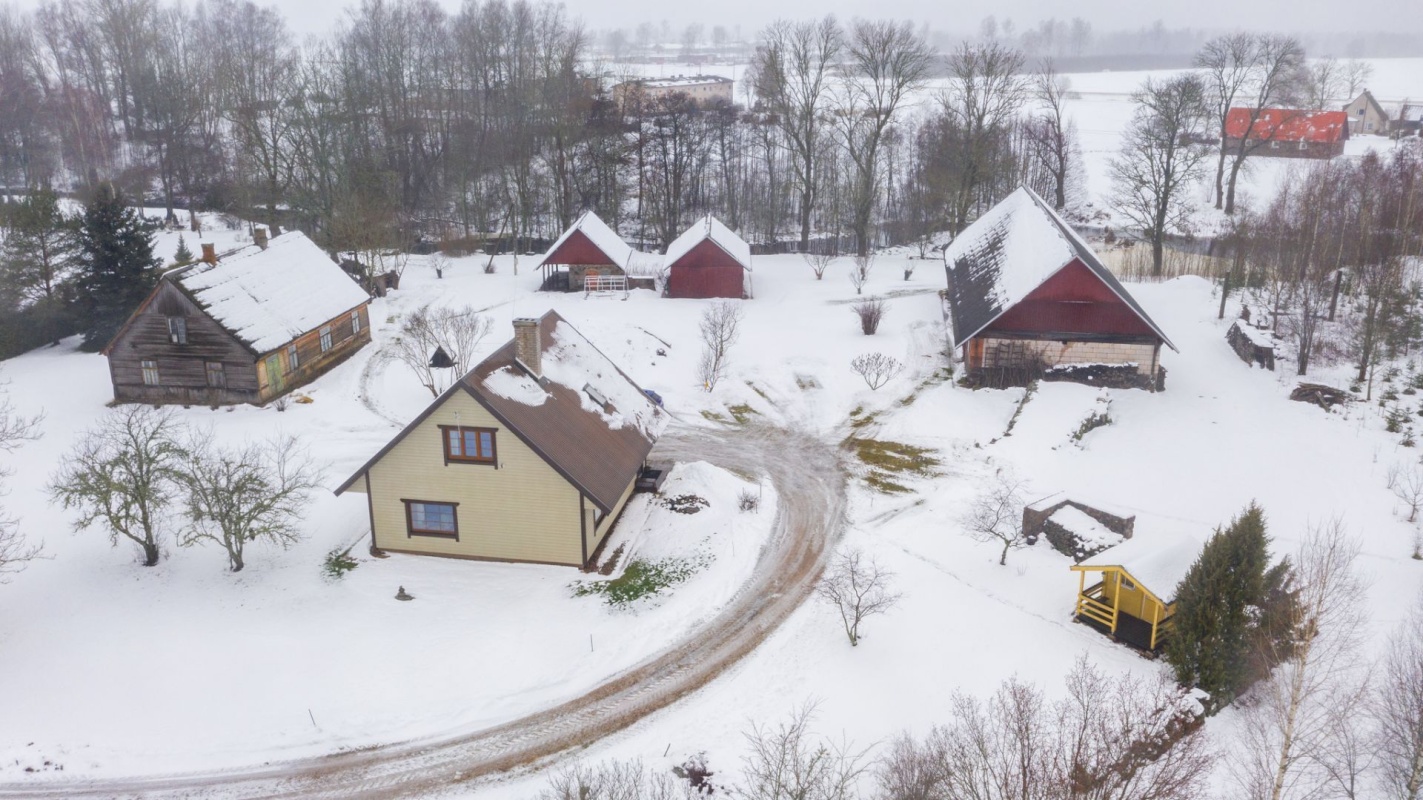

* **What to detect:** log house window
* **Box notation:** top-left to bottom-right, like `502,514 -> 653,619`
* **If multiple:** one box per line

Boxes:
141,360 -> 160,385
351,310 -> 361,335
319,325 -> 333,352
205,361 -> 225,388
286,344 -> 299,373
167,316 -> 187,344
402,500 -> 458,539
440,425 -> 496,465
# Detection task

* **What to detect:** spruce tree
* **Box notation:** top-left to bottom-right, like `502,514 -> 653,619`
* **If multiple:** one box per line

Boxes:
1165,502 -> 1273,705
0,188 -> 80,347
74,183 -> 162,352
173,234 -> 194,266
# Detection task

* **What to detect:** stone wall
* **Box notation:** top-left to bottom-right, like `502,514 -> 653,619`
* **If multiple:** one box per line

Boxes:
1022,498 -> 1136,561
979,337 -> 1157,376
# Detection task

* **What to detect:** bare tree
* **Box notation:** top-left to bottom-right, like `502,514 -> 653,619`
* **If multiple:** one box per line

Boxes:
180,434 -> 323,572
938,41 -> 1028,234
0,388 -> 41,580
1230,523 -> 1365,800
742,702 -> 869,800
541,759 -> 687,800
1029,59 -> 1076,211
1389,461 -> 1423,523
962,468 -> 1028,565
1343,59 -> 1375,99
1109,74 -> 1211,275
1301,56 -> 1344,111
389,304 -> 494,396
851,253 -> 875,294
852,298 -> 886,335
1374,595 -> 1423,800
816,548 -> 900,646
49,406 -> 186,567
833,19 -> 933,257
752,16 -> 843,252
1219,35 -> 1307,214
698,300 -> 744,391
804,250 -> 836,280
850,352 -> 902,390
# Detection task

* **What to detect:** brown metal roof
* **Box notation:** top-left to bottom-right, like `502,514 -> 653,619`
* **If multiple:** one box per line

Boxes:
336,311 -> 664,514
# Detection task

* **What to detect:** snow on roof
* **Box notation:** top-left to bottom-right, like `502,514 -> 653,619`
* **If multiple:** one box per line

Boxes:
1025,491 -> 1134,520
632,75 -> 732,89
481,365 -> 549,407
1224,108 -> 1349,143
176,231 -> 369,354
1048,506 -> 1123,552
1231,320 -> 1276,349
664,215 -> 752,271
542,320 -> 666,440
941,186 -> 1175,352
542,211 -> 634,269
1079,531 -> 1205,602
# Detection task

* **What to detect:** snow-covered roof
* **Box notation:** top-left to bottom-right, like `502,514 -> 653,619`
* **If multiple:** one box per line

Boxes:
1078,532 -> 1205,602
174,232 -> 368,354
941,186 -> 1175,351
664,215 -> 752,271
1231,320 -> 1276,349
1048,507 -> 1123,552
541,211 -> 634,269
631,75 -> 732,89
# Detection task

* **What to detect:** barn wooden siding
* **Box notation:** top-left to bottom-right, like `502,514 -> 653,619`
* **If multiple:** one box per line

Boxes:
665,239 -> 746,299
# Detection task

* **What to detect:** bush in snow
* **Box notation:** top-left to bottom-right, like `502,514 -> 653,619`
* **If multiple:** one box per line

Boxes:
850,352 -> 902,390
802,250 -> 835,280
816,548 -> 900,647
50,405 -> 187,567
852,298 -> 886,335
1389,461 -> 1423,523
848,253 -> 874,295
573,555 -> 706,608
738,488 -> 760,512
179,434 -> 323,572
323,547 -> 359,580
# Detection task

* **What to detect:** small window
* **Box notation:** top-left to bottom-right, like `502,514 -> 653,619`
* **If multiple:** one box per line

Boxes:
205,361 -> 225,388
351,310 -> 362,335
319,325 -> 332,352
141,360 -> 159,385
1121,578 -> 1137,592
1270,140 -> 1280,149
441,425 -> 496,465
286,344 -> 299,373
167,316 -> 187,345
1297,141 -> 1308,151
404,500 -> 458,538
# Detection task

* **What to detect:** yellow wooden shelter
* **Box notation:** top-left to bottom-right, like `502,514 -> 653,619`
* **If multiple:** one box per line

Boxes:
1070,534 -> 1202,651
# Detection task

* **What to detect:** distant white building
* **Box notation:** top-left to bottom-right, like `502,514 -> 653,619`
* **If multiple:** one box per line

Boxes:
612,75 -> 734,111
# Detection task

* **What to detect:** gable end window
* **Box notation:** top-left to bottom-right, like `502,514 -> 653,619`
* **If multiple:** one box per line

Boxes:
141,360 -> 160,385
319,325 -> 333,352
167,316 -> 187,345
402,499 -> 458,539
440,425 -> 496,465
351,310 -> 362,335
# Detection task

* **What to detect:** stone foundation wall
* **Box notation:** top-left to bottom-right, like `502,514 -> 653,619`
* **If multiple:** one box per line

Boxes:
1023,499 -> 1136,561
980,337 -> 1158,376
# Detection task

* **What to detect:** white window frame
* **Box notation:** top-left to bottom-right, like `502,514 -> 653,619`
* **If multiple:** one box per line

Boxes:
319,325 -> 333,353
351,310 -> 361,335
287,344 -> 299,372
141,360 -> 159,385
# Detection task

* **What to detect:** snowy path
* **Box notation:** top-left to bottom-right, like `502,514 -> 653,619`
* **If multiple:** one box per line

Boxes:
0,423 -> 846,799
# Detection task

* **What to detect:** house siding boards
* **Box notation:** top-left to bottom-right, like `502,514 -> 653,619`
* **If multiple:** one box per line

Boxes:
253,304 -> 371,401
1344,90 -> 1389,135
666,239 -> 746,299
356,391 -> 586,565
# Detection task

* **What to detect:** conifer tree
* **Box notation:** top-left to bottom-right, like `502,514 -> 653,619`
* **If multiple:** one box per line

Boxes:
74,183 -> 162,352
0,188 -> 80,346
1165,502 -> 1278,706
173,234 -> 194,266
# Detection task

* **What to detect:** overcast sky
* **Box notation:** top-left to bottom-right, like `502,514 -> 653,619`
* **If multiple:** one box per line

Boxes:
252,0 -> 1423,39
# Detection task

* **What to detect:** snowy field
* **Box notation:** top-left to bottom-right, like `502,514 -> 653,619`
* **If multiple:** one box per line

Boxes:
0,58 -> 1421,796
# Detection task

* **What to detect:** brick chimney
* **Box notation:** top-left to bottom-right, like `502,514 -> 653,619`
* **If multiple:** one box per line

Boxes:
200,243 -> 217,265
513,318 -> 542,377
254,226 -> 269,250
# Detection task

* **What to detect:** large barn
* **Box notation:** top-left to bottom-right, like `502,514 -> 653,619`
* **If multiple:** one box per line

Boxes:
104,229 -> 371,405
1223,108 -> 1349,159
943,187 -> 1175,390
664,215 -> 751,299
538,211 -> 636,292
335,312 -> 667,567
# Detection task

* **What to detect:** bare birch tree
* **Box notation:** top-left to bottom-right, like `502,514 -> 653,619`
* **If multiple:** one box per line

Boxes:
1230,523 -> 1366,800
1374,595 -> 1423,800
49,405 -> 186,567
698,300 -> 744,391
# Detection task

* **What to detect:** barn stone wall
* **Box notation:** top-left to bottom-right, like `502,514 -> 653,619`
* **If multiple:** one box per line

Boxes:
979,337 -> 1158,376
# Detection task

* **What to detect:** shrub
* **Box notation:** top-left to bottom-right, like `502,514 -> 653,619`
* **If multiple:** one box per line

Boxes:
852,299 -> 886,335
850,352 -> 902,390
323,547 -> 359,580
738,488 -> 760,512
660,494 -> 709,514
573,555 -> 707,607
1071,410 -> 1112,443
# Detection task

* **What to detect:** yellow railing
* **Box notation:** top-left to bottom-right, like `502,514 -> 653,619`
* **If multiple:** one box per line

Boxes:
1076,593 -> 1116,628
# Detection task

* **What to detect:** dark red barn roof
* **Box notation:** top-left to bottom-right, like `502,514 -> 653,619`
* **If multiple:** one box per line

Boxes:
1224,108 -> 1349,144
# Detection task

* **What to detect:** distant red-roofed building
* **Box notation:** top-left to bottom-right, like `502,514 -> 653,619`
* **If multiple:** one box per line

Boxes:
1222,108 -> 1349,159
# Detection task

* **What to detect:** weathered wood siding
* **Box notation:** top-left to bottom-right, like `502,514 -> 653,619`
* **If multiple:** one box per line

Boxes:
253,304 -> 371,402
107,280 -> 261,405
353,390 -> 587,565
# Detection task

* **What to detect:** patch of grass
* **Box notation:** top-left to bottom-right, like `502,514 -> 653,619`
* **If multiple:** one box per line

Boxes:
992,380 -> 1038,442
1071,410 -> 1112,443
727,404 -> 758,424
848,406 -> 882,430
700,409 -> 728,423
796,375 -> 820,390
846,437 -> 941,494
573,555 -> 709,607
746,382 -> 772,402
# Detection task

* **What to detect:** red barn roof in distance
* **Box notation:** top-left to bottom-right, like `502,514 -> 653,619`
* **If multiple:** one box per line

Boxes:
1224,108 -> 1349,143
539,210 -> 634,269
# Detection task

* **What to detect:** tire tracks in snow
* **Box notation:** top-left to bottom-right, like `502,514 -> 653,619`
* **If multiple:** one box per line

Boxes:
0,423 -> 847,800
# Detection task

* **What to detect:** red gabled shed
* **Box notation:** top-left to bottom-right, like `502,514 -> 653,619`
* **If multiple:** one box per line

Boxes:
664,215 -> 751,299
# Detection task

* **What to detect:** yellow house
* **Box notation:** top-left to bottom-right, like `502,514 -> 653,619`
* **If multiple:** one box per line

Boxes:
335,311 -> 667,567
1070,534 -> 1202,651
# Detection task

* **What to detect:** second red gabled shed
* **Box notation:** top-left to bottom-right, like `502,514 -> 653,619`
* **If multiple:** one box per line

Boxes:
663,215 -> 751,299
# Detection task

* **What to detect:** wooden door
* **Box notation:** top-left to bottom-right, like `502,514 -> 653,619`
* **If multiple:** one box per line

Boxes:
265,355 -> 284,396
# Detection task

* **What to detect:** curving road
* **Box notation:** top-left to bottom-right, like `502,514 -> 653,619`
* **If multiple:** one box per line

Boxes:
0,423 -> 847,799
